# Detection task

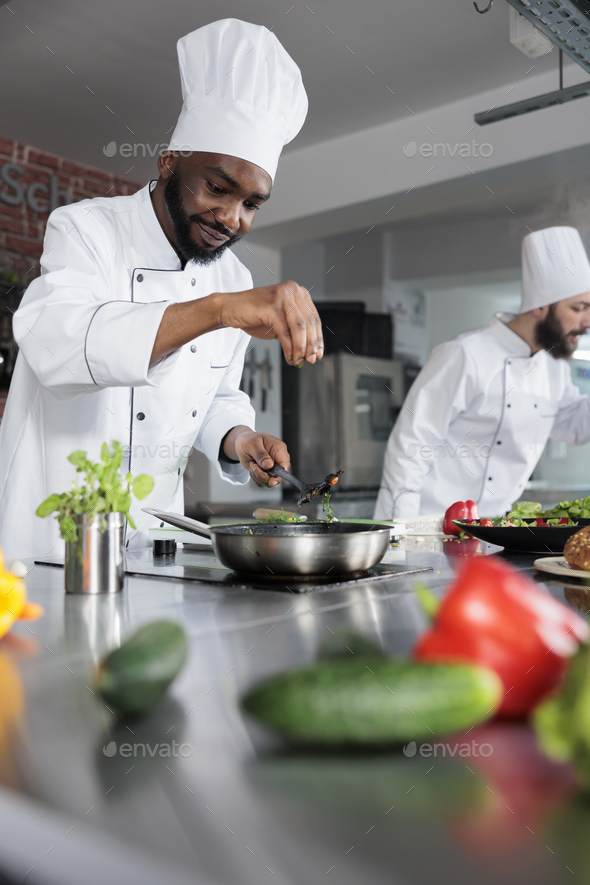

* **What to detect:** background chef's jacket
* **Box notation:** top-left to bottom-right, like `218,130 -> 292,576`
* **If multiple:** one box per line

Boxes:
0,182 -> 256,560
374,314 -> 590,519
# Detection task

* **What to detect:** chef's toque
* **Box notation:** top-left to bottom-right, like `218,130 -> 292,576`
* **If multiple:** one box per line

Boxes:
520,226 -> 590,313
167,18 -> 308,182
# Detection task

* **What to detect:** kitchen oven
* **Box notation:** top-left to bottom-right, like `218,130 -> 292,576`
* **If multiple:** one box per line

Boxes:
282,353 -> 405,490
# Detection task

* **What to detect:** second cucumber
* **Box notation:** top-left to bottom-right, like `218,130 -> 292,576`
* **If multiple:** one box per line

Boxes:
242,659 -> 502,747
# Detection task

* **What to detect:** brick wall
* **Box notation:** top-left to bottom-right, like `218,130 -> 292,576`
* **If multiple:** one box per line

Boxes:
0,136 -> 141,285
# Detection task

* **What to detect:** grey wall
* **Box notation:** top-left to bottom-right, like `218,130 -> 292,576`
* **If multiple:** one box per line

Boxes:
282,210 -> 525,319
425,281 -> 521,352
282,229 -> 384,311
386,213 -> 522,281
281,241 -> 326,300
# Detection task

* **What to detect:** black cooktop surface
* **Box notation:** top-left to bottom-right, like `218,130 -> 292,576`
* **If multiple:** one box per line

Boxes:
36,546 -> 432,594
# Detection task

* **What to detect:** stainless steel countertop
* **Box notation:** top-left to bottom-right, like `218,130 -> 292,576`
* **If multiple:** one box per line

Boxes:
0,538 -> 586,885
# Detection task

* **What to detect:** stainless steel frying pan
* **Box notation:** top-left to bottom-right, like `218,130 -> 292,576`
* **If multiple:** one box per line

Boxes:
143,509 -> 390,577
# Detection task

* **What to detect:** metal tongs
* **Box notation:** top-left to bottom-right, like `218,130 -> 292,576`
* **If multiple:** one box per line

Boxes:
267,464 -> 344,506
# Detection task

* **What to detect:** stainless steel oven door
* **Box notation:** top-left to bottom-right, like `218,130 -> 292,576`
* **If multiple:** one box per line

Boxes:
337,354 -> 404,488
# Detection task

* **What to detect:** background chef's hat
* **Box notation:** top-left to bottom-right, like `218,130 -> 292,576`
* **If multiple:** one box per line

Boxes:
167,19 -> 308,182
520,226 -> 590,313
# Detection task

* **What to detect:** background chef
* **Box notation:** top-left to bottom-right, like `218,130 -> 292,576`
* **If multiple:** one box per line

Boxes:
375,226 -> 590,519
0,19 -> 322,560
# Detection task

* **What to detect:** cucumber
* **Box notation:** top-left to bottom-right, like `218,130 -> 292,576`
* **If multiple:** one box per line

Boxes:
96,620 -> 188,715
242,659 -> 501,747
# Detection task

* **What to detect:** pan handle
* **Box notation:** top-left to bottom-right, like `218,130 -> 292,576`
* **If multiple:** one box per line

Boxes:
142,508 -> 213,540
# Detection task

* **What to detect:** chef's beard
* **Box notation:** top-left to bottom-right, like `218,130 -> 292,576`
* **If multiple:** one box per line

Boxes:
164,173 -> 239,266
535,304 -> 586,359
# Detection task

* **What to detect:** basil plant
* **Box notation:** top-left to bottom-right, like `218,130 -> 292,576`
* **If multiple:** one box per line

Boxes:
36,441 -> 154,542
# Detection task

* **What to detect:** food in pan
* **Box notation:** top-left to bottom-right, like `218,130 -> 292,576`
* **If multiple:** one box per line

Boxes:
564,526 -> 590,573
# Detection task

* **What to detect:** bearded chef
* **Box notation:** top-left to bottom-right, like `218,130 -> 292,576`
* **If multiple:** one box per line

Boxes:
374,226 -> 590,519
0,19 -> 323,560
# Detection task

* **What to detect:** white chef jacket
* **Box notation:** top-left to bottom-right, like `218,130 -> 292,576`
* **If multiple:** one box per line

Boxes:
0,182 -> 256,560
374,314 -> 590,519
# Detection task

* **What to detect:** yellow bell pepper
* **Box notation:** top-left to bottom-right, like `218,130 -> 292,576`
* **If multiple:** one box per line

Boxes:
0,549 -> 43,639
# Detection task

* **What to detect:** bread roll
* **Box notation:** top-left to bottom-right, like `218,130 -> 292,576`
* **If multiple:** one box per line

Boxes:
564,526 -> 590,572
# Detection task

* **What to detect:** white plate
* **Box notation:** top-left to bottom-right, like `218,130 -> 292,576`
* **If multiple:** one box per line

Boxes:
402,515 -> 445,533
534,556 -> 590,580
405,531 -> 447,538
149,527 -> 212,546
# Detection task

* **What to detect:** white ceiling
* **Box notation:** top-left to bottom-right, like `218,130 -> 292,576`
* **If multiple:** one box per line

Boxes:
0,0 -> 561,182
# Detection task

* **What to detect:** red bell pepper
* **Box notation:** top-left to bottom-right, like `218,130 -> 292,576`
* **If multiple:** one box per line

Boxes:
442,500 -> 479,535
414,556 -> 588,718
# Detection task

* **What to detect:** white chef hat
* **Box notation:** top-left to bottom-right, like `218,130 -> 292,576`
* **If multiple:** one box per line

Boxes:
167,19 -> 308,182
520,226 -> 590,313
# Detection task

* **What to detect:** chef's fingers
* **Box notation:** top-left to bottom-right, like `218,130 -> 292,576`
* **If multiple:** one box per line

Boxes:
253,289 -> 297,365
284,283 -> 321,365
285,303 -> 309,366
305,289 -> 324,360
267,439 -> 290,467
265,437 -> 291,485
247,435 -> 291,487
284,284 -> 321,364
277,285 -> 306,365
248,463 -> 270,487
248,442 -> 274,471
270,317 -> 296,366
249,463 -> 283,487
241,437 -> 275,487
279,283 -> 312,365
302,291 -> 324,361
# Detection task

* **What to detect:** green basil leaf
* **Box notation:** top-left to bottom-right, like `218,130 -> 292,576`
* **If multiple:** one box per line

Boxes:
46,442 -> 152,532
116,491 -> 132,513
60,515 -> 78,541
109,493 -> 122,513
68,450 -> 89,470
36,494 -> 63,518
132,475 -> 154,500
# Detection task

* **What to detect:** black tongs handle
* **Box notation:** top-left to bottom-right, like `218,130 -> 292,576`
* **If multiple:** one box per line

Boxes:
266,464 -> 340,506
266,464 -> 306,494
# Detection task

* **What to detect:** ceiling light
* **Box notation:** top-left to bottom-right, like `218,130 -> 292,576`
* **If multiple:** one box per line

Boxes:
476,0 -> 590,124
506,0 -> 590,74
510,7 -> 554,57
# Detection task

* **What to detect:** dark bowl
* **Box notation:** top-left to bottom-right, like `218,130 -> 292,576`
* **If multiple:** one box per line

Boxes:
453,519 -> 590,554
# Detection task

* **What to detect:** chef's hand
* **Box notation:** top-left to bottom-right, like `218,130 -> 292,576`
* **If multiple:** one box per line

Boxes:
151,281 -> 323,366
225,427 -> 290,487
216,281 -> 324,366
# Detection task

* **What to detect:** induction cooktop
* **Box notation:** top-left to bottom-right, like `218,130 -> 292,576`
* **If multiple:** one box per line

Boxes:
35,545 -> 432,594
